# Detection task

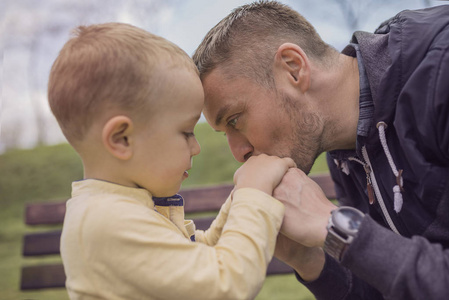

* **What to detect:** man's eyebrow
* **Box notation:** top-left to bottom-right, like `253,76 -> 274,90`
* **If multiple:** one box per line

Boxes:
215,104 -> 232,127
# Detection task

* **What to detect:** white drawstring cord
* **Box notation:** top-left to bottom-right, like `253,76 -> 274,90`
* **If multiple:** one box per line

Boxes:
377,122 -> 404,213
345,150 -> 401,233
334,159 -> 351,175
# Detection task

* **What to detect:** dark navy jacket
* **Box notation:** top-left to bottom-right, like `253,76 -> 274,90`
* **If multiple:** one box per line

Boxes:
302,6 -> 449,300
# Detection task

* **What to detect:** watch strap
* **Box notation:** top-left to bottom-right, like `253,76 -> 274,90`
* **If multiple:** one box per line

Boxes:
324,227 -> 349,262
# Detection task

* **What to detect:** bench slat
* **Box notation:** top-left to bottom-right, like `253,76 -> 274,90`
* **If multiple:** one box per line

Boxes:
20,258 -> 291,290
24,184 -> 235,225
25,202 -> 67,225
21,264 -> 66,290
22,217 -> 216,256
23,230 -> 61,256
24,174 -> 335,226
182,184 -> 233,212
311,173 -> 336,199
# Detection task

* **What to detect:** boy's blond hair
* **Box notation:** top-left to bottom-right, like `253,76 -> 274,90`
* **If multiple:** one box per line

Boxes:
48,22 -> 197,145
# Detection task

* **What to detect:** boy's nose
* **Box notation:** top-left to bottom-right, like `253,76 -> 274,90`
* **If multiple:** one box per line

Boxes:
191,137 -> 201,156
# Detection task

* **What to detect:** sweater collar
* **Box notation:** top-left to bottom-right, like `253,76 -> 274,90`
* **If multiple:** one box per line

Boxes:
72,179 -> 154,208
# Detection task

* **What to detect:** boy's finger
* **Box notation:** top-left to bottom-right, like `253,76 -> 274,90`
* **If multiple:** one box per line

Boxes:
282,157 -> 297,168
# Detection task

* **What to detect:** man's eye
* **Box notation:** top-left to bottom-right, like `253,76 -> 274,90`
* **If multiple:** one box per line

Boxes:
227,116 -> 238,128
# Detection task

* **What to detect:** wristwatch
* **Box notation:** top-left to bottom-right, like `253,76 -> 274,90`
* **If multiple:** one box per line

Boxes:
323,206 -> 365,262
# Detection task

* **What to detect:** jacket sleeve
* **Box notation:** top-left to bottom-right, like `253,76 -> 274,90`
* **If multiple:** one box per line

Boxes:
298,217 -> 449,300
343,216 -> 449,300
298,252 -> 383,300
298,200 -> 449,300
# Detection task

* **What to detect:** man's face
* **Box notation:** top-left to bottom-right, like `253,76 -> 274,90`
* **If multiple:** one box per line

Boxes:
202,67 -> 323,173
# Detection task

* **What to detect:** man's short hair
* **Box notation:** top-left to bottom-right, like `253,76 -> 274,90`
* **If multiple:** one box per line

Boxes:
193,0 -> 335,87
48,22 -> 197,144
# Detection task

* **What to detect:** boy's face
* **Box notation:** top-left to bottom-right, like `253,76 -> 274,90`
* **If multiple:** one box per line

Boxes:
131,68 -> 204,197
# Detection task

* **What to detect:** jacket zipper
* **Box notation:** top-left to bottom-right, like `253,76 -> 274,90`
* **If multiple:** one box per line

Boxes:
361,146 -> 400,235
363,163 -> 376,205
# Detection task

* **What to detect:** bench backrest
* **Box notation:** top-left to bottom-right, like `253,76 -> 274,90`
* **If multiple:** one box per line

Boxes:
21,173 -> 335,290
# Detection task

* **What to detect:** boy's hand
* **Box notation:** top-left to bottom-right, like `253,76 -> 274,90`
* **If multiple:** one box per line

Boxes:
233,154 -> 296,195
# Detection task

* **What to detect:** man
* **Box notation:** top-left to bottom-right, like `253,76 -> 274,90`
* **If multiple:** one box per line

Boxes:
193,1 -> 449,299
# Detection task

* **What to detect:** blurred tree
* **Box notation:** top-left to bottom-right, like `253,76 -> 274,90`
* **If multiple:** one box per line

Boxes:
2,0 -> 178,150
334,0 -> 433,32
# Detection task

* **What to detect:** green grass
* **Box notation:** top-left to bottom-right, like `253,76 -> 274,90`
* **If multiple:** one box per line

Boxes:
0,122 -> 325,300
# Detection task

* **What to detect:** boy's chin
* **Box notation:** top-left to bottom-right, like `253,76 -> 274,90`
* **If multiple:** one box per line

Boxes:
153,184 -> 182,198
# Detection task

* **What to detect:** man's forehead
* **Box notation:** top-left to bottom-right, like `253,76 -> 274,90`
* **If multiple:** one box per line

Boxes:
202,68 -> 230,95
202,67 -> 253,126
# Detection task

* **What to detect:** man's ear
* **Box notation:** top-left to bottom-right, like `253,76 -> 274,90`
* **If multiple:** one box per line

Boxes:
102,116 -> 134,160
274,43 -> 310,93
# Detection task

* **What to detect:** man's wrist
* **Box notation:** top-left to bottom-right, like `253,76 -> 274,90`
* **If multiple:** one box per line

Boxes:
323,206 -> 365,262
291,247 -> 325,282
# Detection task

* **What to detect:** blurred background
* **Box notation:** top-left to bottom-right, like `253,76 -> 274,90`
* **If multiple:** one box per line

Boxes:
0,0 -> 443,299
0,0 -> 440,152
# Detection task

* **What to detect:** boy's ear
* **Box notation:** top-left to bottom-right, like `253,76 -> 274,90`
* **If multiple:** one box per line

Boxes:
273,43 -> 310,93
102,116 -> 134,160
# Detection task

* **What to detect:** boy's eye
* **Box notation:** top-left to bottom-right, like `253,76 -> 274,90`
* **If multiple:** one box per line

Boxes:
183,132 -> 195,138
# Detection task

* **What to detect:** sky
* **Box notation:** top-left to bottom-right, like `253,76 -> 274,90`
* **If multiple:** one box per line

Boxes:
0,0 -> 442,152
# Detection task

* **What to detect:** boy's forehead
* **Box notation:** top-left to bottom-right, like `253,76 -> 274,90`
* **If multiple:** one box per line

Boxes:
148,70 -> 203,119
148,105 -> 202,127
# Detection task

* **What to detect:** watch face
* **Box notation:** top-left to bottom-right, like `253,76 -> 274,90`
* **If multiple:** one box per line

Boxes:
332,207 -> 365,236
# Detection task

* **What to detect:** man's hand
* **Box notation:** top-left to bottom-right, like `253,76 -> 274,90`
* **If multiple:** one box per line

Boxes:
273,168 -> 337,248
273,169 -> 336,281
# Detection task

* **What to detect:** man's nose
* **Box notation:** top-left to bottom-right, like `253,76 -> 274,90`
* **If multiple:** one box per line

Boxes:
227,132 -> 253,163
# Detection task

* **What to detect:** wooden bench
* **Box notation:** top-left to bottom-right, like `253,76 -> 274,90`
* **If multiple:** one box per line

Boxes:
20,173 -> 335,290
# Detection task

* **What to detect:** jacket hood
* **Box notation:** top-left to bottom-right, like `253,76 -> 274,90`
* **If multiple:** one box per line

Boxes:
356,5 -> 449,126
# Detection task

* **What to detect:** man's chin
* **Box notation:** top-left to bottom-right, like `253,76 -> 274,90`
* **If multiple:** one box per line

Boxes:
292,155 -> 317,175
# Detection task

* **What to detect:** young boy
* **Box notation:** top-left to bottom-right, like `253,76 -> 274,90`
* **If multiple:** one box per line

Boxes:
48,23 -> 295,300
